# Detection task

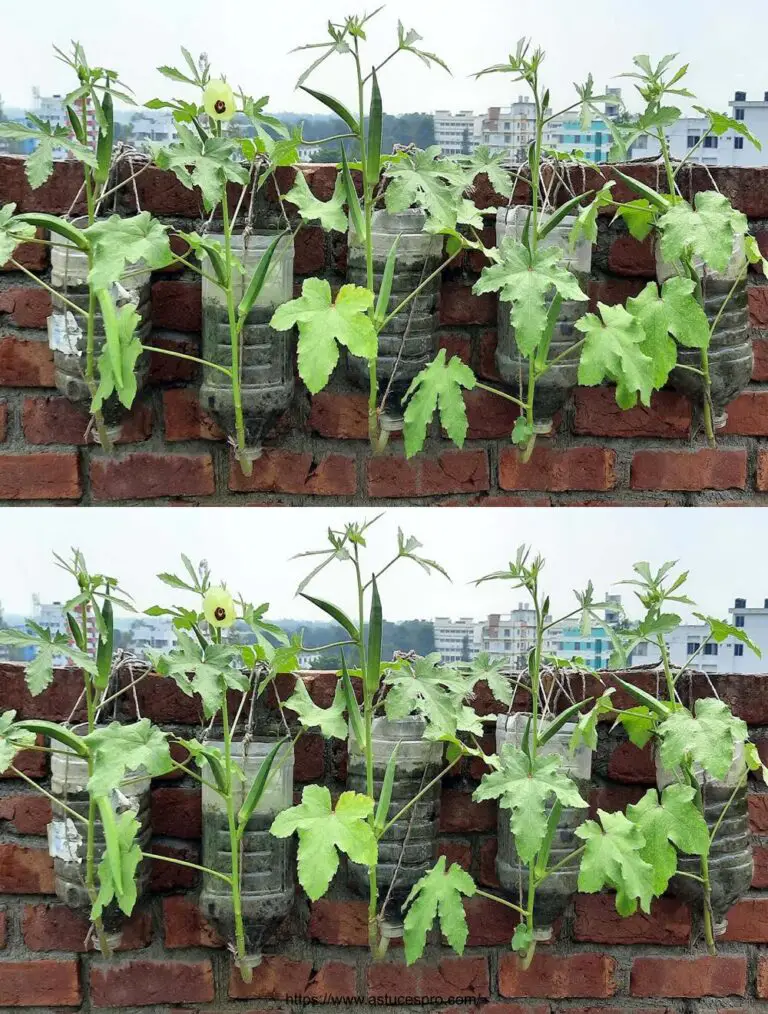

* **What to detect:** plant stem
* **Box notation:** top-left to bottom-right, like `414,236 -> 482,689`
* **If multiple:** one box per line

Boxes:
140,852 -> 233,885
474,888 -> 527,916
221,193 -> 250,475
82,672 -> 112,958
378,755 -> 461,837
140,345 -> 233,377
9,260 -> 87,318
9,767 -> 86,824
221,694 -> 250,981
379,251 -> 460,330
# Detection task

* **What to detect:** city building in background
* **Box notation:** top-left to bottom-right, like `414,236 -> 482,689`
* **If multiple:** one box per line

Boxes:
433,110 -> 478,156
433,616 -> 477,663
547,116 -> 612,163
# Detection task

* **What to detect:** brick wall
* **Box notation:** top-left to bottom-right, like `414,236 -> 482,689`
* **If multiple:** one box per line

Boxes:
3,156 -> 768,504
1,664 -> 768,1010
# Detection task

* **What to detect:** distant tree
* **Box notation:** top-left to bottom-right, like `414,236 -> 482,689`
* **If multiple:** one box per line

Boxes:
460,126 -> 471,155
461,633 -> 471,662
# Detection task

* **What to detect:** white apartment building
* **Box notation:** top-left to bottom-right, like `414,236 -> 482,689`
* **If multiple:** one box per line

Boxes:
124,617 -> 175,655
631,91 -> 768,168
478,98 -> 558,161
434,110 -> 479,156
433,616 -> 478,663
32,88 -> 98,150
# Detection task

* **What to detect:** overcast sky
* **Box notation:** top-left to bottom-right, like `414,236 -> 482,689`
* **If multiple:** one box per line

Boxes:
0,0 -> 765,115
0,507 -> 761,626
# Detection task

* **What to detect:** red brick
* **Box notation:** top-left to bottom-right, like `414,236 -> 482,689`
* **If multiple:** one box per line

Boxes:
439,281 -> 496,326
162,896 -> 223,948
22,396 -> 152,445
293,226 -> 326,274
90,452 -> 214,500
499,447 -> 616,492
478,838 -> 499,887
721,897 -> 768,941
607,234 -> 656,277
722,389 -> 768,434
691,671 -> 768,725
0,229 -> 48,273
573,894 -> 690,945
0,959 -> 81,1007
147,335 -> 201,383
753,336 -> 768,380
0,452 -> 81,500
367,957 -> 489,1001
631,956 -> 746,998
23,903 -> 151,951
308,899 -> 368,946
749,286 -> 768,327
0,336 -> 55,386
439,790 -> 496,833
151,280 -> 202,332
229,956 -> 356,1000
0,843 -> 54,893
0,912 -> 5,949
308,392 -> 369,439
230,449 -> 357,495
0,155 -> 87,214
756,451 -> 768,491
462,896 -> 521,947
754,845 -> 768,888
0,794 -> 51,834
162,388 -> 224,441
589,276 -> 645,308
478,331 -> 502,382
149,843 -> 201,892
499,953 -> 617,999
631,449 -> 747,491
128,165 -> 202,216
294,733 -> 325,782
0,736 -> 47,779
469,1006 -> 548,1014
573,388 -> 691,438
0,287 -> 51,328
607,740 -> 656,784
90,959 -> 214,1006
461,389 -> 520,440
150,787 -> 201,839
589,784 -> 645,817
0,664 -> 86,720
0,402 -> 6,442
437,332 -> 472,365
367,449 -> 489,498
437,839 -> 472,871
756,956 -> 768,997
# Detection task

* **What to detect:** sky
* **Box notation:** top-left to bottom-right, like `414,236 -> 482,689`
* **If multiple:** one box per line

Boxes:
0,0 -> 765,116
0,507 -> 762,626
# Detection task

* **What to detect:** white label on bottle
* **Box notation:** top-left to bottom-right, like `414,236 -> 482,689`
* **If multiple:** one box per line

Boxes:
48,312 -> 83,356
47,818 -> 83,862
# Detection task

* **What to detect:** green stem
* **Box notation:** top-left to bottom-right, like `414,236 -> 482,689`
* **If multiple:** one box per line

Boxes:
473,382 -> 526,410
82,670 -> 112,958
9,767 -> 86,824
378,756 -> 461,837
140,345 -> 232,378
9,259 -> 87,317
474,888 -> 527,916
140,851 -> 232,886
379,251 -> 461,330
221,694 -> 250,981
221,193 -> 250,476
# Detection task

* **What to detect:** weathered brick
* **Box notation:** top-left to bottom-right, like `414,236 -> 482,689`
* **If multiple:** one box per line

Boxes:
147,334 -> 201,383
478,838 -> 499,887
439,281 -> 496,326
0,843 -> 54,893
0,664 -> 85,720
0,453 -> 81,500
150,787 -> 201,839
0,402 -> 6,442
229,956 -> 356,1000
367,450 -> 489,498
0,794 -> 51,834
90,959 -> 214,1006
0,959 -> 81,1007
0,911 -> 5,949
573,388 -> 691,438
499,447 -> 616,491
462,389 -> 521,440
439,790 -> 496,833
607,740 -> 656,784
149,843 -> 201,892
722,390 -> 768,434
631,956 -> 746,998
294,733 -> 325,782
293,226 -> 326,274
308,899 -> 368,946
0,229 -> 48,272
22,396 -> 152,445
151,280 -> 202,332
607,234 -> 656,277
90,452 -> 215,500
307,392 -> 369,439
749,286 -> 768,327
462,896 -> 521,947
754,845 -> 768,888
23,903 -> 151,951
721,897 -> 768,941
162,388 -> 224,441
499,953 -> 617,999
437,839 -> 472,871
230,449 -> 357,495
437,332 -> 472,365
162,896 -> 223,948
573,895 -> 690,945
0,287 -> 51,328
0,155 -> 86,213
367,957 -> 489,1001
753,336 -> 768,380
631,449 -> 747,490
0,336 -> 55,386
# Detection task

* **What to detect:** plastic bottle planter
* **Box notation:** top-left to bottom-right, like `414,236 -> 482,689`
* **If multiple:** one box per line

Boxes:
495,713 -> 591,938
47,727 -> 152,945
200,738 -> 294,961
201,232 -> 294,454
655,745 -> 752,936
495,206 -> 591,433
346,716 -> 443,936
48,222 -> 152,436
657,238 -> 752,428
347,209 -> 443,428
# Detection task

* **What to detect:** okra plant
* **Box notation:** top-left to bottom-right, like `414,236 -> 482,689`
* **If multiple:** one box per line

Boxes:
0,551 -> 175,957
594,559 -> 766,951
0,44 -> 176,451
